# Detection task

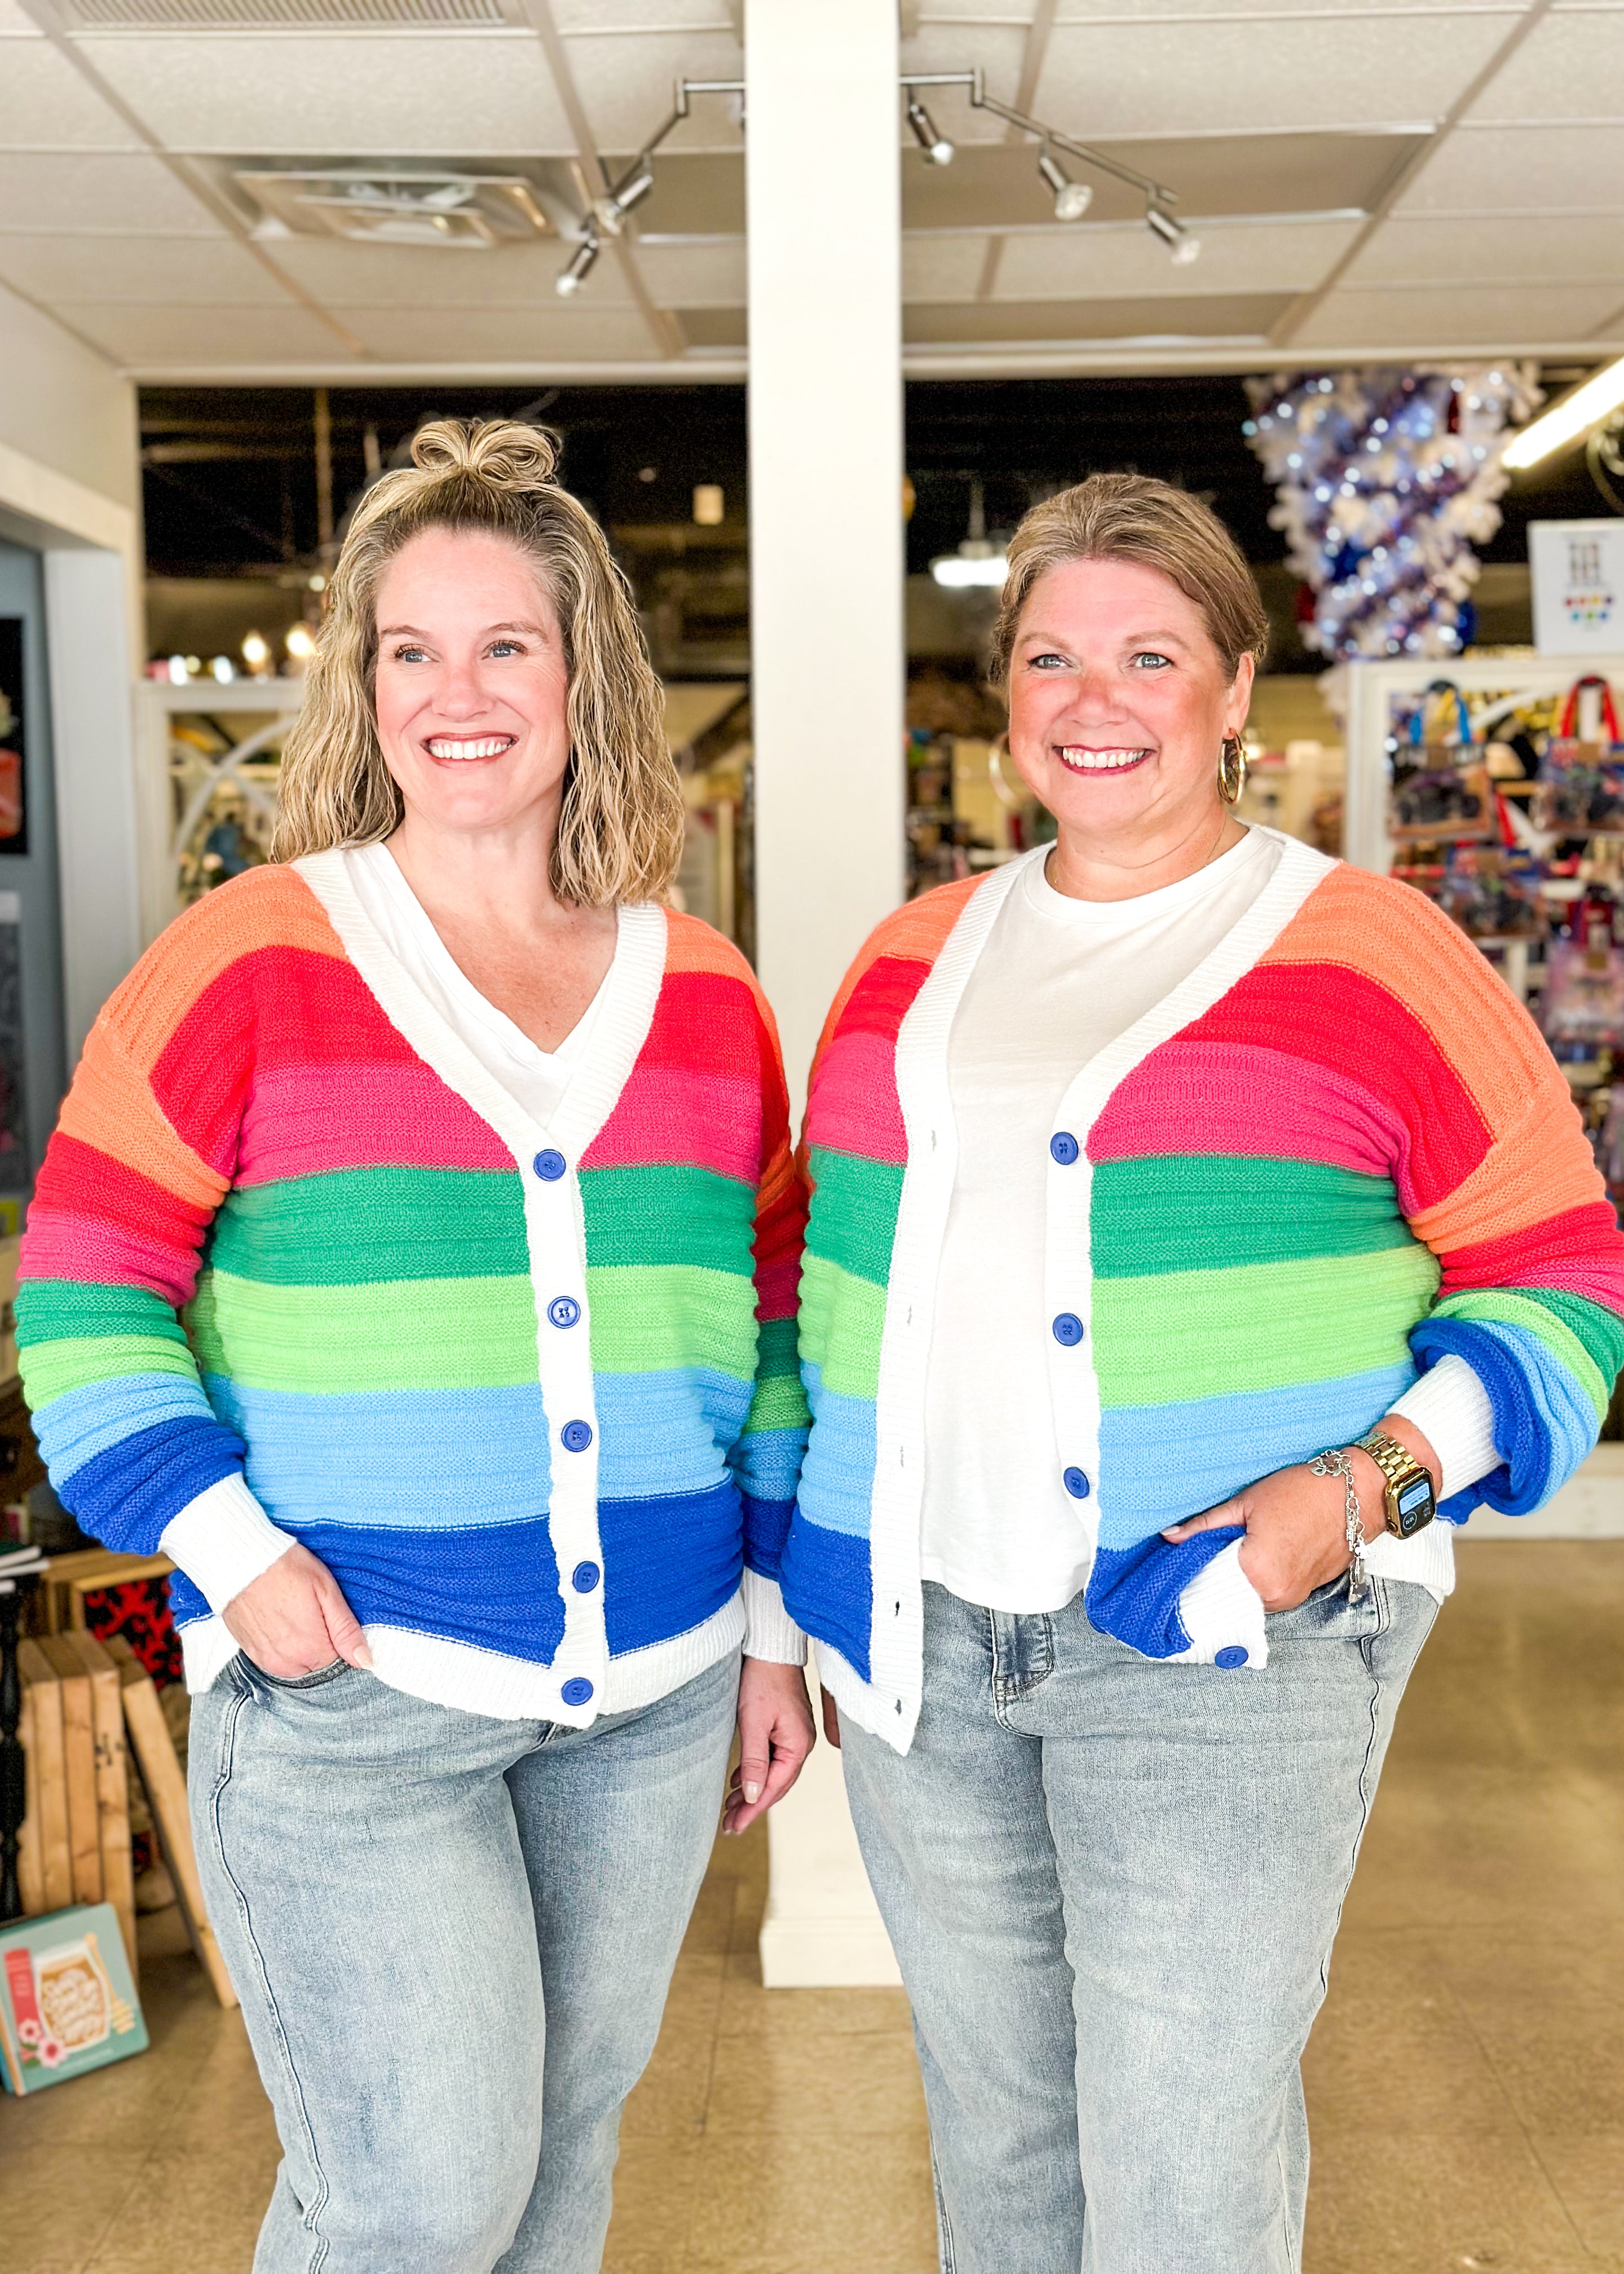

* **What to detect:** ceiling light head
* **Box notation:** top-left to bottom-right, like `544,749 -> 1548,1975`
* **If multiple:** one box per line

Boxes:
1036,149 -> 1092,223
555,231 -> 600,297
595,155 -> 655,237
907,98 -> 955,166
1503,353 -> 1624,470
1146,202 -> 1201,265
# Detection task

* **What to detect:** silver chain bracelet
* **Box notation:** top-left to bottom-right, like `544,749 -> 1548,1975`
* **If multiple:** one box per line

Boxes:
1308,1446 -> 1369,1598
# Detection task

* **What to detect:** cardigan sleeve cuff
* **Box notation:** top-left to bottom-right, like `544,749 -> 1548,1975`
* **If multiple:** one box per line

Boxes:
160,1472 -> 297,1615
1389,1352 -> 1501,1503
740,1568 -> 807,1665
1171,1539 -> 1269,1671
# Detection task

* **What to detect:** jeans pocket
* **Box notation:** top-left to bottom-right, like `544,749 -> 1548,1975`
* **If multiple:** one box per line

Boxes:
1264,1571 -> 1382,1640
244,1654 -> 352,1693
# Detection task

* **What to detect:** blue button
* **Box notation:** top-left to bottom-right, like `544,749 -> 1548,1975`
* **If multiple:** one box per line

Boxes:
1052,1312 -> 1084,1346
1215,1645 -> 1250,1671
1063,1466 -> 1091,1499
548,1296 -> 581,1329
571,1561 -> 601,1594
560,1677 -> 594,1707
1051,1131 -> 1079,1166
533,1148 -> 567,1182
561,1419 -> 593,1453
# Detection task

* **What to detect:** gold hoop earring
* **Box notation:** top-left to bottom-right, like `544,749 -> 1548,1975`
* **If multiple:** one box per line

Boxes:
1217,735 -> 1248,807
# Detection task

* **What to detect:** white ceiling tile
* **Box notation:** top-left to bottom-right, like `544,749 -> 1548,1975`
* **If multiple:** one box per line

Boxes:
1055,0 -> 1505,11
996,214 -> 1363,299
0,232 -> 284,301
0,40 -> 140,148
1291,279 -> 1622,348
556,1 -> 734,24
565,28 -> 743,152
1347,211 -> 1624,282
0,152 -> 223,233
270,237 -> 638,307
903,232 -> 990,299
337,304 -> 663,360
1398,121 -> 1624,209
0,2 -> 43,26
632,236 -> 745,305
54,299 -> 346,363
1467,8 -> 1624,120
73,34 -> 574,156
916,3 -> 1039,19
1035,14 -> 1521,136
899,24 -> 1030,142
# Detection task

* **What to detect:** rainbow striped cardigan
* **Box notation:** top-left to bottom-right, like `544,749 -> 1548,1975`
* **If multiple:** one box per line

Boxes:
779,835 -> 1624,1749
16,854 -> 808,1723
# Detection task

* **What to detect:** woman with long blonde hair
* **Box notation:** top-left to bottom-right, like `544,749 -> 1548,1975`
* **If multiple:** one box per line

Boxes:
16,420 -> 815,2272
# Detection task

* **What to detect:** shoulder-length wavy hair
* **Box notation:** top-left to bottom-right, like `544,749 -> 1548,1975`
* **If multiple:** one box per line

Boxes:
272,418 -> 684,906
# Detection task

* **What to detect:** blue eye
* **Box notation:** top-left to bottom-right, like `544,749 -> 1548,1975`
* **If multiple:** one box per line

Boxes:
489,639 -> 522,657
392,644 -> 427,663
1131,651 -> 1172,670
1027,651 -> 1069,670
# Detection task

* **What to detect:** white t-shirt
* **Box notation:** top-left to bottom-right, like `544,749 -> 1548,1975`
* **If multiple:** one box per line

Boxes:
919,830 -> 1495,1616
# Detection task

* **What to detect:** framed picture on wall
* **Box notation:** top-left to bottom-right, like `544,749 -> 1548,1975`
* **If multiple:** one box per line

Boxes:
0,619 -> 26,856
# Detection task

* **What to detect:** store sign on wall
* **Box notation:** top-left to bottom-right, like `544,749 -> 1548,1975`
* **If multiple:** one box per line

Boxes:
0,619 -> 25,854
1530,520 -> 1624,656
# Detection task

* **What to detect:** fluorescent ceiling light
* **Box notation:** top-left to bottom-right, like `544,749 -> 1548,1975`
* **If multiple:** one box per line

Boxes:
1503,355 -> 1624,470
932,550 -> 1009,589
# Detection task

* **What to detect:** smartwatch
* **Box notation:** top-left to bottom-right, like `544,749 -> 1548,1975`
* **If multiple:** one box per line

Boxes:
1355,1430 -> 1437,1539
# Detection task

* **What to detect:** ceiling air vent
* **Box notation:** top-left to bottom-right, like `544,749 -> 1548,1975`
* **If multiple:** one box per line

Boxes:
59,0 -> 525,28
236,169 -> 557,247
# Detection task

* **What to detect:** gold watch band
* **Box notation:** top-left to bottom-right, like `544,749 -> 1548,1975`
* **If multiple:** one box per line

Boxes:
1356,1429 -> 1432,1536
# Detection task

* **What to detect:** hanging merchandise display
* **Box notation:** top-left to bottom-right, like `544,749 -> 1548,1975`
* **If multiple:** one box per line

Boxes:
1243,365 -> 1541,660
1387,681 -> 1494,843
1530,676 -> 1624,837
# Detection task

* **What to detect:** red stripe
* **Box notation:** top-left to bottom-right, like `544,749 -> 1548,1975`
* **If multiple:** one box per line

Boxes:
1437,1200 -> 1624,1305
23,1133 -> 211,1301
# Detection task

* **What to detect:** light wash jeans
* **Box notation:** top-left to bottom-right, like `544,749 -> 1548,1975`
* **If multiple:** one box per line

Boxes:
840,1575 -> 1437,2274
188,1647 -> 738,2274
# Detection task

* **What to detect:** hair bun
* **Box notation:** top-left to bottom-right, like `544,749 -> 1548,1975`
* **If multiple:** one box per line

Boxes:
410,417 -> 561,489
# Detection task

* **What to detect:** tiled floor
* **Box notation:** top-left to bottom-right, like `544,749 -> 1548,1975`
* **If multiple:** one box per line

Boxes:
3,1541 -> 1622,2272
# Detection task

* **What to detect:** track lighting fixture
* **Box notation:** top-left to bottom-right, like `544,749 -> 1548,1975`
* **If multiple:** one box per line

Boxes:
1146,202 -> 1201,265
554,231 -> 600,297
907,97 -> 955,165
1036,148 -> 1092,223
595,154 -> 655,237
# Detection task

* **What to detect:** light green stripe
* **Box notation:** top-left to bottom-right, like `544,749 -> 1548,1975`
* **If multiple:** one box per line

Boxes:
187,1268 -> 539,1392
798,1249 -> 886,1403
742,1372 -> 813,1435
1435,1289 -> 1609,1420
20,1333 -> 201,1407
1094,1243 -> 1440,1408
584,1263 -> 758,1381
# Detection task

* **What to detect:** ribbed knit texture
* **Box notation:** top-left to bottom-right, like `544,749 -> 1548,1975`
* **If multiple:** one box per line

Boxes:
783,855 -> 1624,1723
16,863 -> 809,1704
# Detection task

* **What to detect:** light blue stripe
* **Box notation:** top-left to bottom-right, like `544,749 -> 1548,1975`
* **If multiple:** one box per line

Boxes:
796,1365 -> 877,1540
204,1377 -> 553,1528
35,1372 -> 221,1483
1094,1363 -> 1416,1551
730,1424 -> 809,1504
1415,1317 -> 1595,1508
595,1367 -> 752,1500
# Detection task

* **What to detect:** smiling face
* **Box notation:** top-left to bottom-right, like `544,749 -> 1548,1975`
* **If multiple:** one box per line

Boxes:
372,525 -> 571,841
1006,556 -> 1254,861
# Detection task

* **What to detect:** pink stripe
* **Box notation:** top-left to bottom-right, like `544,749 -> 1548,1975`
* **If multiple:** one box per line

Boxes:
1089,1041 -> 1422,1205
806,1030 -> 906,1164
584,1069 -> 760,1180
237,1064 -> 513,1184
22,1209 -> 200,1307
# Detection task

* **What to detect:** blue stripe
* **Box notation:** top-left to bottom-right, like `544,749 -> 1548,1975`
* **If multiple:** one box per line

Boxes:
595,1367 -> 751,1500
285,1513 -> 565,1665
1095,1363 -> 1415,1551
598,1481 -> 742,1655
202,1377 -> 553,1528
56,1418 -> 246,1557
742,1492 -> 794,1580
795,1367 -> 877,1540
780,1513 -> 872,1683
1412,1318 -> 1594,1520
34,1372 -> 220,1484
1084,1529 -> 1245,1660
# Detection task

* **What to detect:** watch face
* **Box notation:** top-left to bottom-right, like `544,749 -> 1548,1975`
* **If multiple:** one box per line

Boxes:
1396,1475 -> 1435,1535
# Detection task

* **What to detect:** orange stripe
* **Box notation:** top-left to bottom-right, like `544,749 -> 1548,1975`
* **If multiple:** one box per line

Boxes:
1410,1084 -> 1607,1253
104,865 -> 346,1076
56,1024 -> 226,1211
808,876 -> 982,1079
1266,867 -> 1559,1140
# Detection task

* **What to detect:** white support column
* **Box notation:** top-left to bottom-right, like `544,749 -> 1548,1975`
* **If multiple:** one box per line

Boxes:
745,0 -> 908,1987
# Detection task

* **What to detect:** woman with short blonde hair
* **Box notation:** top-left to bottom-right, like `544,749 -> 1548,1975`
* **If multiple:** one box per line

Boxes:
18,420 -> 815,2272
786,471 -> 1624,2269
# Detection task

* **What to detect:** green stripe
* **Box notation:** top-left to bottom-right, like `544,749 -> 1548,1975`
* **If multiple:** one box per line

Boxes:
584,1263 -> 758,1381
1092,1156 -> 1411,1277
804,1148 -> 904,1286
20,1333 -> 202,1406
1434,1289 -> 1610,1421
15,1280 -> 188,1350
581,1164 -> 754,1272
187,1268 -> 539,1392
205,1167 -> 528,1286
1530,1288 -> 1624,1387
798,1250 -> 886,1403
753,1314 -> 801,1382
1093,1243 -> 1440,1408
742,1372 -> 813,1434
